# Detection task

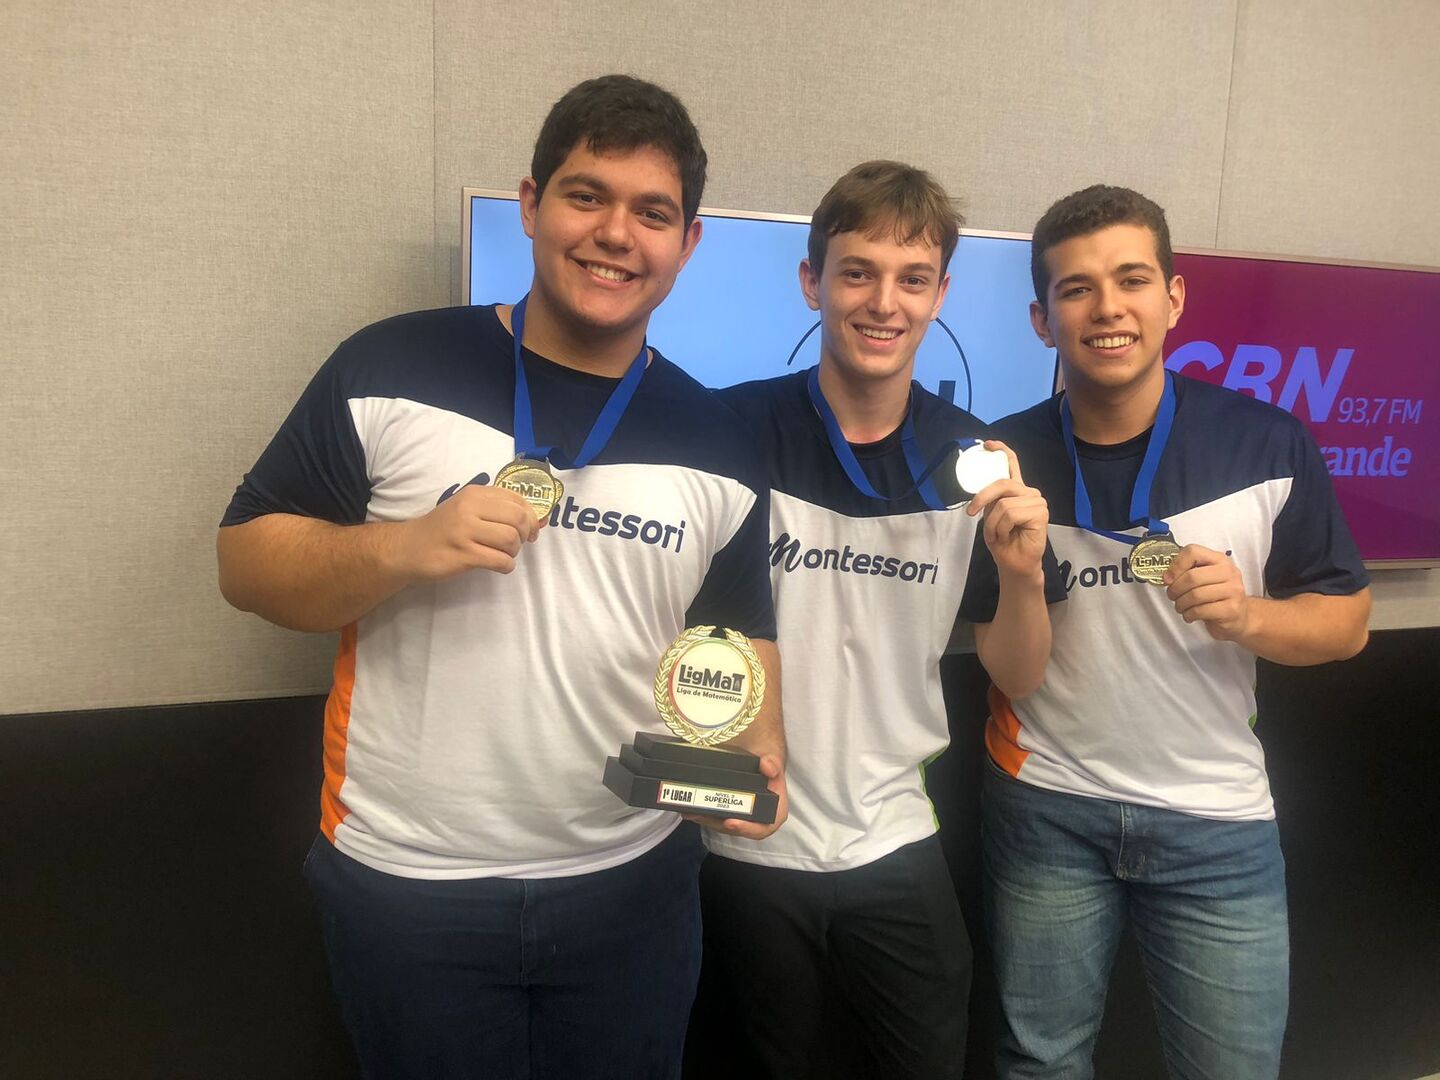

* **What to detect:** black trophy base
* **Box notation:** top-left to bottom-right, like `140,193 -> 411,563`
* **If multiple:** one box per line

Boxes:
604,732 -> 777,824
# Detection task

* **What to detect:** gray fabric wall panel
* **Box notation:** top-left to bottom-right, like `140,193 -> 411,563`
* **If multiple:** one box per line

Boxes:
3,0 -> 1435,714
434,0 -> 1238,302
1,1 -> 440,713
1219,0 -> 1440,265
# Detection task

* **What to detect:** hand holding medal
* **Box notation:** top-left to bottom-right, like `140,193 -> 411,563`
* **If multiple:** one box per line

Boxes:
1061,372 -> 1191,594
493,455 -> 564,522
494,294 -> 647,525
1127,534 -> 1181,584
1162,544 -> 1253,641
954,441 -> 1011,497
396,484 -> 540,581
962,441 -> 1050,579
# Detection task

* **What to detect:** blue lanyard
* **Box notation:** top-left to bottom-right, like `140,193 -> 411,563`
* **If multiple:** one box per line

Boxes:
805,366 -> 975,511
510,294 -> 648,468
1059,372 -> 1176,544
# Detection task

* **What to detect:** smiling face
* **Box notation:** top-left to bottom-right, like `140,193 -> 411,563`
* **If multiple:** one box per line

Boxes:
800,227 -> 950,391
519,141 -> 701,361
1030,221 -> 1185,401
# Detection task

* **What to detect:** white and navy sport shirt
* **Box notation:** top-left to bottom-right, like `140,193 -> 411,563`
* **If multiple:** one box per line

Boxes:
970,375 -> 1368,821
223,305 -> 775,879
705,371 -> 1065,872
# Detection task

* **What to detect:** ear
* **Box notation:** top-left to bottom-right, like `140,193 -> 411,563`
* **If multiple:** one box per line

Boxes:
676,216 -> 703,272
519,177 -> 541,239
1166,273 -> 1186,329
930,272 -> 951,321
798,259 -> 821,311
1029,300 -> 1054,347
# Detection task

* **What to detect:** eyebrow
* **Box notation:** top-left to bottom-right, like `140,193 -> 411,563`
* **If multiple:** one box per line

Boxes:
1050,272 -> 1091,292
1051,261 -> 1158,291
554,171 -> 682,216
834,256 -> 938,274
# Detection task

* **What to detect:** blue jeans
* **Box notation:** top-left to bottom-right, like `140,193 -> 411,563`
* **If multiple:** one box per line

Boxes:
304,824 -> 705,1080
982,761 -> 1289,1080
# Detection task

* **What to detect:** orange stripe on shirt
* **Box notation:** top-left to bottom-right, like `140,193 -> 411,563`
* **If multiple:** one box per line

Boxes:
984,684 -> 1030,778
319,622 -> 357,842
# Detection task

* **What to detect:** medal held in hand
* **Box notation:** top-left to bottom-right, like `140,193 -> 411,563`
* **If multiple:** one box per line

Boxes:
604,626 -> 778,824
498,293 -> 646,521
1061,373 -> 1185,589
1129,532 -> 1182,586
494,455 -> 564,521
953,442 -> 1010,497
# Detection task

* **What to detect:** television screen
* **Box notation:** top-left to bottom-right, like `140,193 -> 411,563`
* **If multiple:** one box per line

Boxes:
465,190 -> 1440,564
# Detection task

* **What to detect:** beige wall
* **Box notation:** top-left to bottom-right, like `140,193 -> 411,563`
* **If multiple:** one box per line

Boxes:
3,0 -> 1437,714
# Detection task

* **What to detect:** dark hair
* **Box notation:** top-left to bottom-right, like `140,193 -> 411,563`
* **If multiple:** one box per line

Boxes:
530,74 -> 707,226
1030,185 -> 1174,306
807,160 -> 964,276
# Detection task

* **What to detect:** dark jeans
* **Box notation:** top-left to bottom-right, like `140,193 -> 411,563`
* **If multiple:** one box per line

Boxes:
689,835 -> 972,1080
304,825 -> 706,1080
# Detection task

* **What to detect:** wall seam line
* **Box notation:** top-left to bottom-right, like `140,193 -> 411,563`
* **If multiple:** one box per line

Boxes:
432,0 -> 442,301
1214,0 -> 1245,250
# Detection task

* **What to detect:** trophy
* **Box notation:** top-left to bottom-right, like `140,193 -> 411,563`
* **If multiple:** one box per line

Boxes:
603,625 -> 777,824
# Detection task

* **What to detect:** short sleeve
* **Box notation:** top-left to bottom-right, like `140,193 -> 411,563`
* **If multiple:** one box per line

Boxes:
221,345 -> 371,527
1264,423 -> 1369,598
686,390 -> 778,640
684,478 -> 777,641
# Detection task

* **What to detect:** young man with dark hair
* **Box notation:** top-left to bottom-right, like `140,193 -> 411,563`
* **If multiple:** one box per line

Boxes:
692,160 -> 1061,1080
217,74 -> 785,1080
976,184 -> 1372,1079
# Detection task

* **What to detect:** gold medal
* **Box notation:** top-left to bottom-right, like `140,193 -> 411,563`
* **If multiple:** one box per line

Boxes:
653,626 -> 766,748
494,456 -> 564,521
1129,533 -> 1182,586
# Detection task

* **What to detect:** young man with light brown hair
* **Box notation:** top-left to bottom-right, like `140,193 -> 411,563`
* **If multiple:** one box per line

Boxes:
690,161 -> 1062,1080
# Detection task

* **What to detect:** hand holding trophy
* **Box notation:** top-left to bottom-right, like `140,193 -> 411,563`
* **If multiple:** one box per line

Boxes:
604,625 -> 779,825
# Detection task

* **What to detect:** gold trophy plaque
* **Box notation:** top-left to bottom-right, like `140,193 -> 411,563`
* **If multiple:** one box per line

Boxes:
603,626 -> 777,824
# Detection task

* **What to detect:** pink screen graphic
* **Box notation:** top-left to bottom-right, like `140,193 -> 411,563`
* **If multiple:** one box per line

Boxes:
1165,253 -> 1440,562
